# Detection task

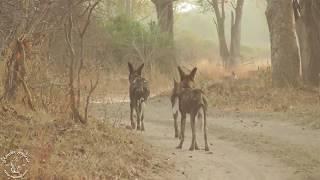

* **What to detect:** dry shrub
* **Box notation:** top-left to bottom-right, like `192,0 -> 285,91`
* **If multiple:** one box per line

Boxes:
196,59 -> 229,80
0,40 -> 70,114
196,58 -> 271,80
148,68 -> 172,95
27,57 -> 70,114
0,104 -> 155,179
93,63 -> 172,101
200,61 -> 320,113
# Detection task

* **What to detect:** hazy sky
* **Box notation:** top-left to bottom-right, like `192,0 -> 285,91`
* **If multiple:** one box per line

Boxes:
175,1 -> 269,49
176,2 -> 197,13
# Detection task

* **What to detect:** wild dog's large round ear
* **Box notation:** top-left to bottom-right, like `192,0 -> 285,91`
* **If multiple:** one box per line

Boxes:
189,67 -> 198,81
178,66 -> 186,80
137,63 -> 144,75
128,62 -> 134,73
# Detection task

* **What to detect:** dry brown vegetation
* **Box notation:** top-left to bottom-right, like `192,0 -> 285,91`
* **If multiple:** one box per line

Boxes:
195,60 -> 320,128
1,0 -> 319,179
0,103 -> 161,179
0,1 -> 172,176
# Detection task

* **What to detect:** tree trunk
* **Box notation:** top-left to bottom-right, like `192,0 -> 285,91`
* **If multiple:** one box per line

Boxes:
151,0 -> 176,75
127,0 -> 133,17
212,0 -> 230,67
266,0 -> 300,87
151,0 -> 174,43
121,0 -> 132,17
217,20 -> 230,67
230,0 -> 244,67
295,2 -> 310,82
296,0 -> 320,86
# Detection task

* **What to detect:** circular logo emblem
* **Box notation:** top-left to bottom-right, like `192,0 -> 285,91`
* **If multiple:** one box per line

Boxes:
1,151 -> 30,179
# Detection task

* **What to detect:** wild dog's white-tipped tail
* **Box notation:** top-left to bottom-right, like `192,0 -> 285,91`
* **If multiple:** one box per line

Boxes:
138,98 -> 146,118
141,98 -> 146,107
172,97 -> 179,114
197,107 -> 204,132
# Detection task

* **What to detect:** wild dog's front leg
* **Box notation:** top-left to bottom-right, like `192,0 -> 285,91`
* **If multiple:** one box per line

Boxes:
189,113 -> 197,151
173,111 -> 179,138
172,96 -> 180,138
203,108 -> 209,151
130,102 -> 135,129
135,106 -> 141,130
141,102 -> 145,131
141,112 -> 145,131
177,113 -> 186,149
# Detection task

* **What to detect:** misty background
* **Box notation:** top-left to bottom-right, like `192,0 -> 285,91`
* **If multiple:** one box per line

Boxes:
174,1 -> 269,62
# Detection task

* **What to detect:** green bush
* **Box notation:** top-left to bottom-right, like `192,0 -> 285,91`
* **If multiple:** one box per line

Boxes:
102,15 -> 175,75
104,16 -> 147,46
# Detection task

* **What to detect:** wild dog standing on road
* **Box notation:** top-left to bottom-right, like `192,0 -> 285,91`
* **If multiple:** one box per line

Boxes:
171,69 -> 204,139
173,67 -> 209,151
128,62 -> 150,131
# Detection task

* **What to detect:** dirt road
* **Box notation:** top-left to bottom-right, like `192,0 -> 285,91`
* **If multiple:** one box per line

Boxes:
94,96 -> 320,180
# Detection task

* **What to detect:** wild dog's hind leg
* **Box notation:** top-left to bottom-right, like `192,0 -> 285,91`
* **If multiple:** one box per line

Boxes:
189,113 -> 197,151
135,105 -> 141,130
195,139 -> 199,150
173,111 -> 179,138
194,109 -> 202,150
130,102 -> 135,129
141,112 -> 145,131
141,101 -> 145,131
177,113 -> 186,149
203,108 -> 209,151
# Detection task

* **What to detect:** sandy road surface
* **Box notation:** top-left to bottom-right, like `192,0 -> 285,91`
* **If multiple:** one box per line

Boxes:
93,96 -> 320,180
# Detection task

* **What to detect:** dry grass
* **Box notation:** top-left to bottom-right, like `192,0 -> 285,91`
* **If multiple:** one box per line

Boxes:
194,59 -> 320,128
0,103 -> 157,179
206,78 -> 320,112
0,58 -> 173,179
93,68 -> 172,103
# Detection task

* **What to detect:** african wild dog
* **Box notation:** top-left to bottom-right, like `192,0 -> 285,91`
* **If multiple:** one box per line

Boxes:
171,79 -> 203,137
128,62 -> 150,131
173,67 -> 209,151
171,67 -> 201,138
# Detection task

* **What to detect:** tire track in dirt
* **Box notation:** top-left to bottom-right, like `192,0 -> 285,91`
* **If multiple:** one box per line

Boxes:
143,119 -> 289,180
142,97 -> 300,180
208,125 -> 320,180
93,96 -> 320,180
207,111 -> 320,180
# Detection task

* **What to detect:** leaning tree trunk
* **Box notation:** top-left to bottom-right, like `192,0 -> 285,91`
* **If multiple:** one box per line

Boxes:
295,1 -> 310,83
0,0 -> 37,110
296,0 -> 320,86
230,0 -> 244,67
151,0 -> 174,44
266,0 -> 300,87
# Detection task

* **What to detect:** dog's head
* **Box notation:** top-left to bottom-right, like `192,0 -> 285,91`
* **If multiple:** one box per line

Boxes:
128,62 -> 144,83
177,66 -> 197,88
